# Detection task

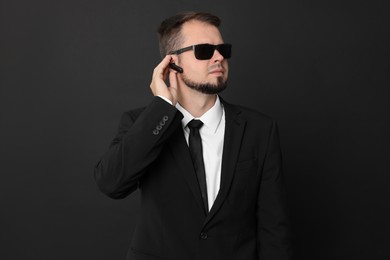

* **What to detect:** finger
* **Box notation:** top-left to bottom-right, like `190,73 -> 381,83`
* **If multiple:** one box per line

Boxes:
153,55 -> 173,78
167,71 -> 178,105
168,70 -> 178,89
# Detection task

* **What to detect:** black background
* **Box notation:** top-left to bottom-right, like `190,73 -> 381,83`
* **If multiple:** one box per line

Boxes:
1,0 -> 389,259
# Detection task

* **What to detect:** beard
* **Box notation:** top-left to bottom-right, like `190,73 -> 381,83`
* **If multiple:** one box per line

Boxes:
181,74 -> 228,94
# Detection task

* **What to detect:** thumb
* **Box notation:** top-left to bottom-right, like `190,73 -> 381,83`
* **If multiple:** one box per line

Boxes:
169,70 -> 178,89
168,71 -> 179,104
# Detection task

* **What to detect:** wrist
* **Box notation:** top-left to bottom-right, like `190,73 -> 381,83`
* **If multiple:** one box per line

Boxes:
157,95 -> 173,105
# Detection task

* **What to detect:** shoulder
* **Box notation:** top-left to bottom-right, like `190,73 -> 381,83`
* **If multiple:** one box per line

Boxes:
221,98 -> 275,126
234,104 -> 273,122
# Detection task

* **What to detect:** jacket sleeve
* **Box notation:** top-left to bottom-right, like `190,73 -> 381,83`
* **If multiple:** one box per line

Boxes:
94,97 -> 183,199
257,121 -> 292,260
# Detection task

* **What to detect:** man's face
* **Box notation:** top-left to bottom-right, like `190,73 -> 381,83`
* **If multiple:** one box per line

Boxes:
176,20 -> 229,94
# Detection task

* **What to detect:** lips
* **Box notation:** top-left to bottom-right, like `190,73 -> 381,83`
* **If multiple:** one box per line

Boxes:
209,69 -> 224,74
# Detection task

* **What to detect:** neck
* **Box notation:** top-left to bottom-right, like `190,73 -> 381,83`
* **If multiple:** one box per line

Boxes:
178,89 -> 217,118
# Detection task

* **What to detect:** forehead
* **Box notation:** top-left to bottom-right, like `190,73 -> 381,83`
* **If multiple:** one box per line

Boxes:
180,20 -> 224,46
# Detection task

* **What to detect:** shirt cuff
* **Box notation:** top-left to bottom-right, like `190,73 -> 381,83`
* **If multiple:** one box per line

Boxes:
157,95 -> 173,105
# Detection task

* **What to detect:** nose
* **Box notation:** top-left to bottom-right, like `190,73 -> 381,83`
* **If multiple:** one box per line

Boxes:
211,49 -> 224,63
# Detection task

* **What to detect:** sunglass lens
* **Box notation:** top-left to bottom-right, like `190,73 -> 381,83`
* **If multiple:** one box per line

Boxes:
194,44 -> 232,60
194,44 -> 215,60
218,44 -> 232,59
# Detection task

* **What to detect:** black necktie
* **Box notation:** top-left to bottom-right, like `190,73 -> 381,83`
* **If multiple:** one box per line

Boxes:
187,119 -> 209,213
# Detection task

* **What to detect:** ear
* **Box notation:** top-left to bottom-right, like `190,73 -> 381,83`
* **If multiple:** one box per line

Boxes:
170,55 -> 179,64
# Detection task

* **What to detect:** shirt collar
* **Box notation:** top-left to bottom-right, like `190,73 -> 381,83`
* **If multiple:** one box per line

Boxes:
176,96 -> 224,134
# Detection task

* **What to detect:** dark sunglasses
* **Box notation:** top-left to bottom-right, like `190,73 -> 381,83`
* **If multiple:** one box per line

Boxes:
169,43 -> 232,60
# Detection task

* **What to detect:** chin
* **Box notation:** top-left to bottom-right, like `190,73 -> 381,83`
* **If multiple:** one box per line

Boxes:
182,73 -> 228,94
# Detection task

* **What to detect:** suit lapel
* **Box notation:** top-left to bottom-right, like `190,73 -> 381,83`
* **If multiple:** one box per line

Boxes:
167,126 -> 207,216
204,100 -> 246,224
166,99 -> 246,221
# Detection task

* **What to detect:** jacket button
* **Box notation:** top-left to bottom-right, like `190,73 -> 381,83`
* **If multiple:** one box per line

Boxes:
153,129 -> 159,135
200,233 -> 208,240
162,115 -> 169,122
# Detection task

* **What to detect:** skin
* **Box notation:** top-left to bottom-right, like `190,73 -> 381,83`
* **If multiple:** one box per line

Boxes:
150,20 -> 229,118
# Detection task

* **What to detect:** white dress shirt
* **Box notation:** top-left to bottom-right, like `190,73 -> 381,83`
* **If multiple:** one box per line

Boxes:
175,96 -> 225,211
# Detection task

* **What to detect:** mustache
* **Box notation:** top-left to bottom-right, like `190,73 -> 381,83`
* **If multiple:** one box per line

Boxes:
208,64 -> 224,72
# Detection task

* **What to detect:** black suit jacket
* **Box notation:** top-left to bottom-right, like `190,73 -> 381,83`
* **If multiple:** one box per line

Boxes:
94,97 -> 292,260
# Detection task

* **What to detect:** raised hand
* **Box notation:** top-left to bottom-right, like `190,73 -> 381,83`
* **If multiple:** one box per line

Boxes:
150,55 -> 179,105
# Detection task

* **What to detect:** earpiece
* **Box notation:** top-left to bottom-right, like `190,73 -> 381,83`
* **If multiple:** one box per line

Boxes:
169,63 -> 183,73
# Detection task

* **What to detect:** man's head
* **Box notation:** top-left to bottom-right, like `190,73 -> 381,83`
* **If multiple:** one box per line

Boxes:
158,12 -> 230,94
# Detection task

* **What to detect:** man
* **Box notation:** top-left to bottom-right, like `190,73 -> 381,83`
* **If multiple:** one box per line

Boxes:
94,12 -> 292,260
